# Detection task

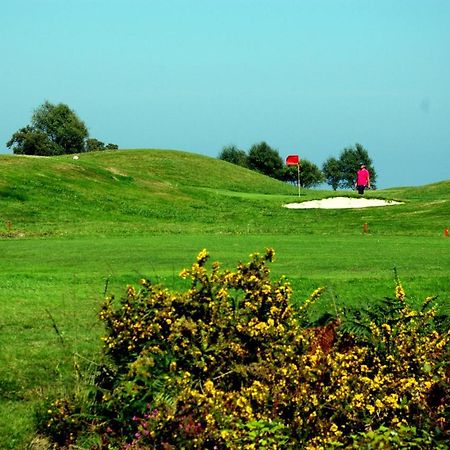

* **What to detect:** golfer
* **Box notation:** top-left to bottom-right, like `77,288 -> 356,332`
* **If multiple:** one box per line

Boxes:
355,164 -> 370,195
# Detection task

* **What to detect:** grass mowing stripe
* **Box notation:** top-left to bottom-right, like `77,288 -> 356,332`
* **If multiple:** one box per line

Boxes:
2,234 -> 449,298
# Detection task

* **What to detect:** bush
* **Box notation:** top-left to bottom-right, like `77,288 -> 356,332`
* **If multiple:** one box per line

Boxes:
38,250 -> 450,449
35,397 -> 83,446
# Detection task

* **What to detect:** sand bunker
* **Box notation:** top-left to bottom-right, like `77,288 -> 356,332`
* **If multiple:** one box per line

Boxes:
284,196 -> 403,209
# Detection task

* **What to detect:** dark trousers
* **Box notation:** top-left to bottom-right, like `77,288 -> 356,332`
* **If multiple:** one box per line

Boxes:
357,185 -> 366,195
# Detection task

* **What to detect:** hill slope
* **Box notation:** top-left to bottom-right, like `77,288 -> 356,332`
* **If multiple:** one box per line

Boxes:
0,149 -> 296,236
1,149 -> 449,237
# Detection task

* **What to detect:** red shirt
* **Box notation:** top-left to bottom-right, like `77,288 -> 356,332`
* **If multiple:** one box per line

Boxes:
357,168 -> 370,186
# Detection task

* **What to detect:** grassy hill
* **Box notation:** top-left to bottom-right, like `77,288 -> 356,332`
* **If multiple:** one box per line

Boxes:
0,149 -> 297,237
1,148 -> 449,238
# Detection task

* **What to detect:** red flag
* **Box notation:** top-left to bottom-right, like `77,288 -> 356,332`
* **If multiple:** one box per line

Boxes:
286,155 -> 299,165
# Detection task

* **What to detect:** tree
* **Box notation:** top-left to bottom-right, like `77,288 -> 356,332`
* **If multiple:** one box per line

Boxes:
6,126 -> 59,156
283,159 -> 324,188
322,143 -> 377,190
218,145 -> 248,168
247,141 -> 284,180
32,101 -> 88,154
338,143 -> 376,189
86,138 -> 105,152
86,139 -> 119,152
322,157 -> 343,191
299,159 -> 325,188
7,101 -> 88,156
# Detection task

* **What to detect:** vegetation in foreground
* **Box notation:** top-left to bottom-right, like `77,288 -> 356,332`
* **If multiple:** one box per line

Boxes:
38,250 -> 449,449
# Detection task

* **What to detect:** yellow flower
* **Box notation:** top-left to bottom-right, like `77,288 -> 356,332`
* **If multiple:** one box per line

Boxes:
196,248 -> 209,263
204,380 -> 214,393
236,396 -> 247,408
220,430 -> 230,439
179,269 -> 189,278
384,393 -> 399,408
395,283 -> 406,301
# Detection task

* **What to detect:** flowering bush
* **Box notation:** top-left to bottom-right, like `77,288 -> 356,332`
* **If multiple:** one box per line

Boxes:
39,249 -> 449,449
35,397 -> 82,446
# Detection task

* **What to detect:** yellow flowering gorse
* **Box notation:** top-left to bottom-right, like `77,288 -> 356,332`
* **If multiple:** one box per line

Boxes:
43,250 -> 449,449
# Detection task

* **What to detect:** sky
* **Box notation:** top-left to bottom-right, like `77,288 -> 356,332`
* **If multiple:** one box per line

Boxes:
2,0 -> 450,189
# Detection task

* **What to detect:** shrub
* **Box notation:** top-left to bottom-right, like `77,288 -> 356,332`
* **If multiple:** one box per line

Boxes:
35,397 -> 82,446
38,249 -> 450,449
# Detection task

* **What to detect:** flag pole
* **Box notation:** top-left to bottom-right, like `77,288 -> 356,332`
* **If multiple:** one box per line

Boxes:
285,155 -> 301,196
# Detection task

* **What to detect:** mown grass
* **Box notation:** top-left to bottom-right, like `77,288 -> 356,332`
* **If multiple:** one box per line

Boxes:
3,149 -> 449,238
0,149 -> 449,448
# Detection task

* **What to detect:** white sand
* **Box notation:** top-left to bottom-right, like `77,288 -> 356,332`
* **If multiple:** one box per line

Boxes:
284,196 -> 403,209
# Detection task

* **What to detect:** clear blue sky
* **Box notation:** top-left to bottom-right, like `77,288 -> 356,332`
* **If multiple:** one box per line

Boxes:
2,0 -> 449,188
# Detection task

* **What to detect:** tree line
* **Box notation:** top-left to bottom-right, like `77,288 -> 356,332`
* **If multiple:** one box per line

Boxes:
218,142 -> 377,190
6,101 -> 118,156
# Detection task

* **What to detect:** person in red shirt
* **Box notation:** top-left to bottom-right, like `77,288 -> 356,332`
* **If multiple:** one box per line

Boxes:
355,164 -> 370,195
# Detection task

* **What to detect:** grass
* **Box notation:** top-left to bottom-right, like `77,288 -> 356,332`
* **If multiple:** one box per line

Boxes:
3,148 -> 448,238
0,149 -> 449,448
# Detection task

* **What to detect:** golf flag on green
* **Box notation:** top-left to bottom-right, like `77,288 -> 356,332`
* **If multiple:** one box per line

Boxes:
286,154 -> 301,197
286,155 -> 299,165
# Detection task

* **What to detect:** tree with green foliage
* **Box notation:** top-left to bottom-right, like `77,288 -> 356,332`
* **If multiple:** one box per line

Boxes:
339,143 -> 376,189
86,138 -> 105,152
86,139 -> 118,152
30,101 -> 88,154
323,143 -> 377,190
218,144 -> 248,168
6,101 -> 117,156
322,157 -> 342,191
247,141 -> 284,180
6,125 -> 59,156
283,159 -> 324,188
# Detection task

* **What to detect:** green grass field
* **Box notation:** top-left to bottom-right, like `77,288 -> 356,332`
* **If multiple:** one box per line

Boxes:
1,149 -> 449,448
